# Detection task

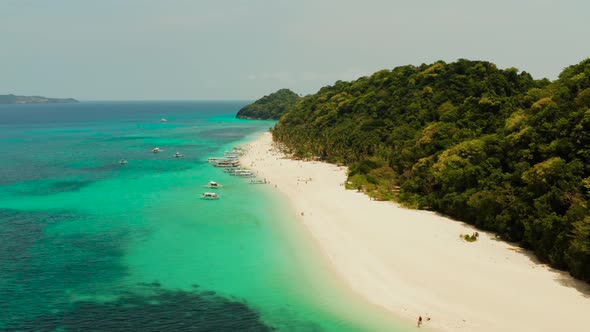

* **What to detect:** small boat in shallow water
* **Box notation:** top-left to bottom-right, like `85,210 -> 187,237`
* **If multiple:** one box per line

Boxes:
201,192 -> 220,200
250,178 -> 267,184
119,159 -> 128,165
173,152 -> 183,158
231,169 -> 255,177
224,167 -> 241,174
152,147 -> 163,153
214,160 -> 240,168
206,181 -> 222,189
224,151 -> 240,158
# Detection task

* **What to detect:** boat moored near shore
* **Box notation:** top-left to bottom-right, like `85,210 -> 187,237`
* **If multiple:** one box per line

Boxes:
213,159 -> 240,168
231,169 -> 255,177
224,151 -> 240,159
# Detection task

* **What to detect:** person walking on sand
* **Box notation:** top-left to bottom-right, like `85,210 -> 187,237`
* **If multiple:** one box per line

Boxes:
417,316 -> 422,327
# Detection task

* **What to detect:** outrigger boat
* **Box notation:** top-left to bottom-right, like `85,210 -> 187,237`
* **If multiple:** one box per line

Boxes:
250,178 -> 267,184
224,151 -> 240,158
152,147 -> 163,153
231,169 -> 255,177
206,181 -> 223,189
201,192 -> 220,200
224,167 -> 246,174
209,155 -> 238,162
213,160 -> 240,168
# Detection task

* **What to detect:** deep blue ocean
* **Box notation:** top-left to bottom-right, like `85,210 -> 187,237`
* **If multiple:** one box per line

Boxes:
0,101 -> 404,331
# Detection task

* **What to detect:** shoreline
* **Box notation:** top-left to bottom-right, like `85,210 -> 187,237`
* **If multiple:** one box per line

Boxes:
240,132 -> 590,332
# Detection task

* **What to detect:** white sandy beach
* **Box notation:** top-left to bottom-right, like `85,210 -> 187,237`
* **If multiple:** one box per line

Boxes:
240,132 -> 590,332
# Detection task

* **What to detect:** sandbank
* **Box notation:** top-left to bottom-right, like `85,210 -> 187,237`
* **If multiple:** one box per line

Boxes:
240,132 -> 590,332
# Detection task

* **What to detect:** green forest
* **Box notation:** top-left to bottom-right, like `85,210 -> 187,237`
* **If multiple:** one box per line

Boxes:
236,88 -> 300,120
272,59 -> 590,282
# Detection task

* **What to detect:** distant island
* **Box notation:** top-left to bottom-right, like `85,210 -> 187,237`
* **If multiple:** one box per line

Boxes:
0,94 -> 79,104
236,89 -> 300,120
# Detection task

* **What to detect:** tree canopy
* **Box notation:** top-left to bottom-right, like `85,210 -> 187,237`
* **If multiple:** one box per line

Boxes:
272,58 -> 590,282
236,89 -> 300,120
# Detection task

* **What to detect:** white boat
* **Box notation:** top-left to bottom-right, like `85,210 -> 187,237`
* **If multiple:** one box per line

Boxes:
119,159 -> 128,165
224,151 -> 240,158
209,156 -> 238,163
250,178 -> 267,184
231,147 -> 246,155
214,160 -> 240,168
173,152 -> 183,158
152,147 -> 163,153
160,118 -> 167,122
232,169 -> 255,177
201,192 -> 220,200
206,181 -> 223,189
224,167 -> 247,174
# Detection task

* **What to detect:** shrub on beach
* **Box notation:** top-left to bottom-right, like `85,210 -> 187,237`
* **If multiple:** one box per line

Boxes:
460,233 -> 478,242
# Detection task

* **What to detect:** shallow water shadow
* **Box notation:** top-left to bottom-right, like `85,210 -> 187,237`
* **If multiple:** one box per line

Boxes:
13,179 -> 95,196
0,208 -> 130,325
3,283 -> 275,332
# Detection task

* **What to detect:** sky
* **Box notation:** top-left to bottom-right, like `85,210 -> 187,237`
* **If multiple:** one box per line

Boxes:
1,0 -> 589,100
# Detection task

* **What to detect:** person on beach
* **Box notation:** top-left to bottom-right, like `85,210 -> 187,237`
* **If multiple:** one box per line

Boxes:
417,316 -> 422,327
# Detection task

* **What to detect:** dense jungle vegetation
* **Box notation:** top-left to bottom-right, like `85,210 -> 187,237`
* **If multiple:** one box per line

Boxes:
272,59 -> 590,282
236,88 -> 300,120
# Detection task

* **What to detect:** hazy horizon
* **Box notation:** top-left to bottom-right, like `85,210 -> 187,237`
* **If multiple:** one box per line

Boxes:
1,0 -> 589,100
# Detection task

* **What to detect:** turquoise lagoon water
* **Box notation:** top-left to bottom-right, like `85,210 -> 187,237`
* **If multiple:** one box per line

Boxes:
0,102 -> 409,331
